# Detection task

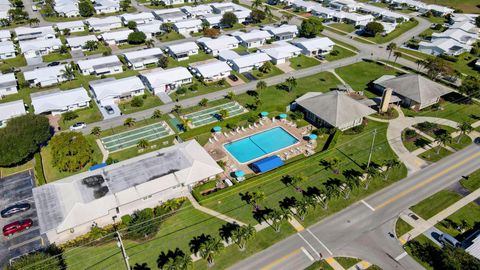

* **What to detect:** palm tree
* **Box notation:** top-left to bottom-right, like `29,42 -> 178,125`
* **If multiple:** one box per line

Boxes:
383,159 -> 400,181
90,126 -> 102,138
294,199 -> 310,221
62,65 -> 75,81
282,13 -> 294,23
171,104 -> 182,114
386,42 -> 397,60
145,39 -> 155,48
457,122 -> 473,143
393,51 -> 402,64
415,59 -> 425,71
85,40 -> 98,51
263,5 -> 272,18
28,18 -> 40,26
124,117 -> 136,127
181,118 -> 192,131
218,109 -> 229,120
151,109 -> 163,119
198,237 -> 224,267
161,22 -> 174,33
218,222 -> 239,244
364,166 -> 379,190
251,191 -> 266,210
231,225 -> 256,251
267,209 -> 290,232
256,80 -> 267,91
137,139 -> 149,149
63,28 -> 71,36
251,0 -> 262,9
199,98 -> 209,107
291,174 -> 307,192
285,77 -> 297,92
157,248 -> 191,270
434,132 -> 452,154
225,91 -> 235,100
320,157 -> 340,174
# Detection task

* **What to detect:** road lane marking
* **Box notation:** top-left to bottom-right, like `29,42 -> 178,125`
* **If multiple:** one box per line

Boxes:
361,200 -> 375,211
260,248 -> 302,270
394,252 -> 407,261
306,229 -> 333,255
297,233 -> 320,258
301,247 -> 314,261
375,151 -> 480,209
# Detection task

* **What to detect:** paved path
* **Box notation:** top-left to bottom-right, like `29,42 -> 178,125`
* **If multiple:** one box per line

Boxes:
186,193 -> 246,226
325,257 -> 345,270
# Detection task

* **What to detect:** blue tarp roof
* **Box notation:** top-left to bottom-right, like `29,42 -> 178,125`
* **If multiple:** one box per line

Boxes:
250,156 -> 284,173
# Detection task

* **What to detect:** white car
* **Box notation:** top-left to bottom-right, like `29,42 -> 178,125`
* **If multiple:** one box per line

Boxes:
70,122 -> 87,131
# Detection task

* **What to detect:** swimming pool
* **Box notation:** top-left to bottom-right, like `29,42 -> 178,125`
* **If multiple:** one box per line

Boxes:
224,127 -> 299,164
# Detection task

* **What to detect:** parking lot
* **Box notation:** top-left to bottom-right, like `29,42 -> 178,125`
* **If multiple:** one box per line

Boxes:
0,171 -> 46,267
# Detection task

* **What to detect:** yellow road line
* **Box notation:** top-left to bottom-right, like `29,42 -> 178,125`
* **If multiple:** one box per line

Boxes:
260,248 -> 302,270
375,151 -> 480,209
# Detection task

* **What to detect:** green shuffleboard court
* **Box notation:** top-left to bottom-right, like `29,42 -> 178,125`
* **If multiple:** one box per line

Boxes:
101,122 -> 174,152
183,102 -> 248,128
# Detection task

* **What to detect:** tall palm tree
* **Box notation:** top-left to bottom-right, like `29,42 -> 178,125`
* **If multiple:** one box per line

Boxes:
198,237 -> 224,267
285,77 -> 297,92
251,0 -> 262,9
383,159 -> 400,181
172,104 -> 183,114
457,122 -> 473,143
90,126 -> 102,138
85,40 -> 98,51
145,39 -> 155,48
386,42 -> 397,59
199,98 -> 209,107
294,199 -> 310,221
62,65 -> 75,81
251,191 -> 266,210
218,109 -> 229,120
291,174 -> 307,192
364,166 -> 379,190
282,13 -> 294,23
434,132 -> 452,154
266,209 -> 290,232
181,118 -> 192,131
124,117 -> 136,127
256,80 -> 267,91
415,59 -> 425,71
225,91 -> 235,100
393,51 -> 402,64
231,225 -> 256,251
263,5 -> 272,18
137,139 -> 149,149
151,109 -> 163,119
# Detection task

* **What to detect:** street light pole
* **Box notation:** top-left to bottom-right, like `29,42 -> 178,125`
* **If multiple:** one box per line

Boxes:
367,128 -> 377,169
113,216 -> 130,270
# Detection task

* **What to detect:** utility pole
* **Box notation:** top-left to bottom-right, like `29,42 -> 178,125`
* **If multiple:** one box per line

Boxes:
113,216 -> 130,270
367,128 -> 377,169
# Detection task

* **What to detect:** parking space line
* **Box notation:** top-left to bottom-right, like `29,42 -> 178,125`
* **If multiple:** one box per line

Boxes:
8,236 -> 42,251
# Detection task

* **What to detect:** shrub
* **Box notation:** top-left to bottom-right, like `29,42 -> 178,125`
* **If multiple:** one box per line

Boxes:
130,96 -> 144,107
63,111 -> 78,121
127,31 -> 147,44
439,53 -> 458,62
404,129 -> 417,139
329,50 -> 339,56
121,214 -> 132,225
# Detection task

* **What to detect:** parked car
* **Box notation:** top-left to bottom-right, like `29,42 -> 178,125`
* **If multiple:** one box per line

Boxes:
439,233 -> 461,248
316,55 -> 325,60
105,106 -> 114,115
228,74 -> 238,82
47,61 -> 60,67
70,122 -> 86,131
224,178 -> 233,187
3,219 -> 33,237
1,203 -> 31,218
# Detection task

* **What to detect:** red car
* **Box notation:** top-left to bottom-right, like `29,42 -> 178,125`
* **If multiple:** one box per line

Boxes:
3,219 -> 32,237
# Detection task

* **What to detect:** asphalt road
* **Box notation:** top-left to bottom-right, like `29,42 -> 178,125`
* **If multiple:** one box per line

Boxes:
229,145 -> 480,270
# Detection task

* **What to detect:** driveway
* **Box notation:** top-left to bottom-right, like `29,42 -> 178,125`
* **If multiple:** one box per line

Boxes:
0,171 -> 46,268
242,72 -> 257,81
99,103 -> 121,119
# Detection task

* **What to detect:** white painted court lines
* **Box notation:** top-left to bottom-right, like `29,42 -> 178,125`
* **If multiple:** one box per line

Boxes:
361,200 -> 376,211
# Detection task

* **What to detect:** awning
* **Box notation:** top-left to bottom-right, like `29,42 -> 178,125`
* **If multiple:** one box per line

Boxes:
234,170 -> 245,177
250,156 -> 284,173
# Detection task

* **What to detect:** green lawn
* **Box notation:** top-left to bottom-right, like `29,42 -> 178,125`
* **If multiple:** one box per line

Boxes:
460,169 -> 480,193
304,260 -> 334,270
335,61 -> 404,97
0,159 -> 34,178
118,92 -> 163,114
167,51 -> 214,68
419,147 -> 453,162
58,103 -> 103,130
83,43 -> 112,56
335,257 -> 361,269
0,55 -> 27,72
402,130 -> 431,152
404,234 -> 435,270
325,45 -> 357,62
289,54 -> 320,70
360,19 -> 419,44
447,135 -> 472,151
68,30 -> 90,36
156,32 -> 185,42
42,52 -> 72,62
328,23 -> 356,34
410,190 -> 462,220
435,202 -> 480,239
41,135 -> 103,183
396,218 -> 413,237
419,0 -> 480,13
402,98 -> 480,125
175,79 -> 231,101
251,65 -> 284,79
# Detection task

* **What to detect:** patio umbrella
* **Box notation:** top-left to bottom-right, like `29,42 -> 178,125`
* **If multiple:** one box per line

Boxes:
212,126 -> 222,132
308,134 -> 318,140
260,111 -> 269,117
234,170 -> 245,178
279,113 -> 288,119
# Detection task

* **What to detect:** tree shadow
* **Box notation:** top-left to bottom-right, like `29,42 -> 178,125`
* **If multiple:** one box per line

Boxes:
279,196 -> 297,211
157,248 -> 185,269
189,234 -> 211,255
132,263 -> 151,270
219,222 -> 240,243
280,175 -> 293,187
414,138 -> 431,148
252,207 -> 273,224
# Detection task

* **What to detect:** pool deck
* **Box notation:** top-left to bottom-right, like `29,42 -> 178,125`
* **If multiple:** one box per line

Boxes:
204,117 -> 317,175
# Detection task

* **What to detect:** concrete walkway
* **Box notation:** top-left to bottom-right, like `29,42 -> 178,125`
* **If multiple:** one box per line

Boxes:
326,257 -> 345,270
347,260 -> 371,270
186,194 -> 246,226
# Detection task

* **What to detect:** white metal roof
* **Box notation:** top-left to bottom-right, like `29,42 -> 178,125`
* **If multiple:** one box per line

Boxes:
203,13 -> 222,25
217,50 -> 240,60
0,40 -> 15,54
136,21 -> 162,33
142,67 -> 192,87
86,16 -> 122,27
56,20 -> 85,30
0,72 -> 15,85
197,35 -> 239,51
66,35 -> 98,47
174,18 -> 202,29
291,37 -> 335,52
0,29 -> 10,39
181,5 -> 212,16
19,38 -> 62,53
230,52 -> 271,68
24,65 -> 67,82
31,87 -> 91,114
100,29 -> 133,41
193,59 -> 231,78
15,26 -> 55,37
261,42 -> 301,60
0,100 -> 26,122
167,41 -> 199,54
122,12 -> 155,22
123,47 -> 163,62
77,55 -> 122,70
263,24 -> 298,36
90,76 -> 144,101
234,30 -> 272,43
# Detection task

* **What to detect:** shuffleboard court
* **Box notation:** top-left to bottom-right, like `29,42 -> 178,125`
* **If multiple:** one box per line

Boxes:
183,102 -> 248,128
101,122 -> 174,152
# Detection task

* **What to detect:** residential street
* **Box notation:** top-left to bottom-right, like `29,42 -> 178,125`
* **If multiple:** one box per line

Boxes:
229,145 -> 480,270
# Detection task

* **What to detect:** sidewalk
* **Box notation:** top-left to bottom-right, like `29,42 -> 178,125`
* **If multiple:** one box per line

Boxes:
186,193 -> 246,226
326,257 -> 345,270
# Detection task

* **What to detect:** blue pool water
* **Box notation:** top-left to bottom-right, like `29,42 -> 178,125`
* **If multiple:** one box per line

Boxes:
224,127 -> 299,163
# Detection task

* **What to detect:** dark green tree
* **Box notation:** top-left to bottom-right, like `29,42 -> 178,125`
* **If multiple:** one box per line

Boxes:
459,76 -> 479,98
299,16 -> 323,38
79,0 -> 95,17
250,9 -> 266,23
127,20 -> 137,29
0,114 -> 51,166
128,31 -> 147,44
364,21 -> 384,36
50,132 -> 94,172
220,12 -> 238,28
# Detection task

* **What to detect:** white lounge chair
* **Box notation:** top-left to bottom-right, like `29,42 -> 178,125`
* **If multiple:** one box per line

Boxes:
213,136 -> 219,142
209,138 -> 213,143
224,132 -> 229,138
241,126 -> 246,131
